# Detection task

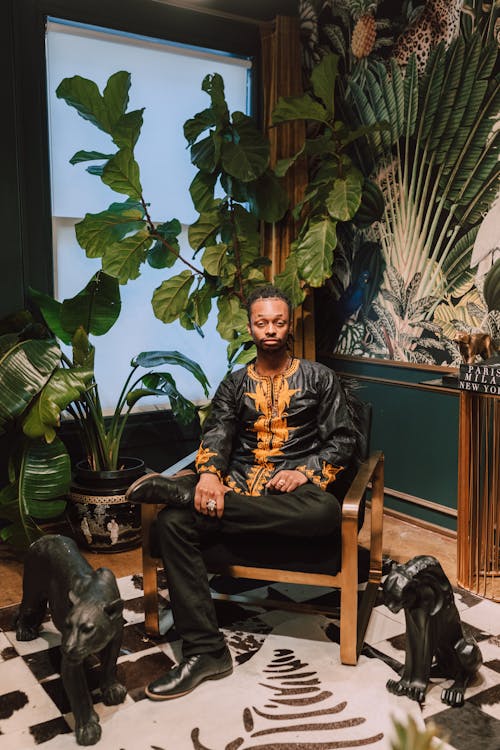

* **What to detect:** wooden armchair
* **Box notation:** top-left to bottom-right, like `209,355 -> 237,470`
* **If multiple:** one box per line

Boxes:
140,398 -> 384,666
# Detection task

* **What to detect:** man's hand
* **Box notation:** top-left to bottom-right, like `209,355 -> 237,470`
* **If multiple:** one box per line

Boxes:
195,473 -> 229,518
266,470 -> 308,493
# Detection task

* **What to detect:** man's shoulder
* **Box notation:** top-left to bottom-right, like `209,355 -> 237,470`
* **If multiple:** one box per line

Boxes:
299,358 -> 337,380
218,365 -> 249,389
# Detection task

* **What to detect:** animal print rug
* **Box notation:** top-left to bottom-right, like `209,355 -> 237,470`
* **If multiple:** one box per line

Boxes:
0,572 -> 499,750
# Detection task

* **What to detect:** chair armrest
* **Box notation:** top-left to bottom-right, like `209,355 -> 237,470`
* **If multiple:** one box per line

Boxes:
160,450 -> 198,477
341,450 -> 384,521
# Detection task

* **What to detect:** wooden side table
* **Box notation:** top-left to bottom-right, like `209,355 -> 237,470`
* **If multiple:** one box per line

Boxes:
457,390 -> 499,601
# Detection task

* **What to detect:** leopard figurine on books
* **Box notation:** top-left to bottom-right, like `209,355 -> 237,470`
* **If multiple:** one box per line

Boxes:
15,535 -> 127,745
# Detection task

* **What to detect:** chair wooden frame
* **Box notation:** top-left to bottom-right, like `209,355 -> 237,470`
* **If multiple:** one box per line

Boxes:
141,450 -> 384,666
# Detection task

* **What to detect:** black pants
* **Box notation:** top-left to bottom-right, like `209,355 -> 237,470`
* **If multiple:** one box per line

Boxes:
156,483 -> 341,657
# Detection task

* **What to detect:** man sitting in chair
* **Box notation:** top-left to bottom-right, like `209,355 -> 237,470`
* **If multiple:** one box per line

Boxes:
126,285 -> 355,700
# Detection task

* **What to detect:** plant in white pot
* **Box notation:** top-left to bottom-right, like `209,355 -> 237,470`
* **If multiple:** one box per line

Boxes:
29,270 -> 209,552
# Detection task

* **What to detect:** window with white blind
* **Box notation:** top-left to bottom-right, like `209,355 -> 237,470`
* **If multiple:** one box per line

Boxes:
46,19 -> 252,408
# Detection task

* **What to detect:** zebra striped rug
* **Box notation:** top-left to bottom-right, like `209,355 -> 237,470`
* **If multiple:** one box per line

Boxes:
1,572 -> 498,749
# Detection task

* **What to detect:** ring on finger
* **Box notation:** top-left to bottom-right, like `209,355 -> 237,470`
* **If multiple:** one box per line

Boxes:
206,498 -> 217,513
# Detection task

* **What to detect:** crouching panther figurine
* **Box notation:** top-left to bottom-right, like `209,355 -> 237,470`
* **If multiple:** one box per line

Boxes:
383,555 -> 482,707
15,535 -> 127,745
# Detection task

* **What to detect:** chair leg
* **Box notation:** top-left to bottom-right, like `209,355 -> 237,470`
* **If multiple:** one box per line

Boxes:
339,515 -> 359,666
339,452 -> 385,665
141,504 -> 160,636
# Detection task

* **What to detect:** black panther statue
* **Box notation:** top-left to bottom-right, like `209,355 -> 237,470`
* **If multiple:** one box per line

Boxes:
383,555 -> 482,707
15,535 -> 127,745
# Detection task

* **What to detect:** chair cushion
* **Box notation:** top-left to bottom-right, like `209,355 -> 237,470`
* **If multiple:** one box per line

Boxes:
200,531 -> 342,576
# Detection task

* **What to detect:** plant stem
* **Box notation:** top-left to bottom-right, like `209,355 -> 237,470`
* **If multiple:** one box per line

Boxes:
140,197 -> 203,276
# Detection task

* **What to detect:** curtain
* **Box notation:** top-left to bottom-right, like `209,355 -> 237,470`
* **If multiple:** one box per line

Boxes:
260,16 -> 315,360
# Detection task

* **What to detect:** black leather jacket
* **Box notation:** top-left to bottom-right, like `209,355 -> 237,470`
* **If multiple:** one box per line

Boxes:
195,358 -> 355,496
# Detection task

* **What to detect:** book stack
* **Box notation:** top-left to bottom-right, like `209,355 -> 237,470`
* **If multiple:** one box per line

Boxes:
458,361 -> 500,396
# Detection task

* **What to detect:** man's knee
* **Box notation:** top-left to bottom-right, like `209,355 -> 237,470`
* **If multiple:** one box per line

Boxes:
302,492 -> 340,536
157,505 -> 193,538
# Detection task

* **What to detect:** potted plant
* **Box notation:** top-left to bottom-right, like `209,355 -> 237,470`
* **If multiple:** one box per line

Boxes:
0,271 -> 209,552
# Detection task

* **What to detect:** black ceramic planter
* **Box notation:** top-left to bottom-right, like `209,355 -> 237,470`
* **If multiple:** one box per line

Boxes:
67,457 -> 145,553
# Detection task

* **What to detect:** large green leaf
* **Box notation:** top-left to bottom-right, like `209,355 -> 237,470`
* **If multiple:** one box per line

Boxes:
101,148 -> 142,199
424,39 -> 463,148
70,150 -> 115,165
274,254 -> 306,307
184,107 -> 217,146
325,168 -> 363,222
232,204 -> 260,253
21,437 -> 71,514
59,272 -> 121,337
201,243 -> 228,276
22,367 -> 93,442
353,178 -> 385,227
147,241 -> 178,269
201,73 -> 229,125
0,340 -> 61,434
147,220 -> 181,269
188,210 -> 220,251
0,480 -> 41,549
28,289 -> 71,345
112,109 -> 144,150
295,218 -> 337,287
441,226 -> 478,296
272,94 -> 329,125
75,200 -> 145,259
152,271 -> 195,324
246,170 -> 289,222
221,112 -> 270,182
72,327 -> 95,370
102,230 -> 153,283
56,75 -> 112,133
103,71 -> 131,127
190,133 -> 220,172
134,349 -> 210,396
189,171 -> 218,212
216,296 -> 248,342
133,372 -> 197,425
483,259 -> 500,311
310,53 -> 338,118
181,282 -> 214,332
404,54 -> 418,139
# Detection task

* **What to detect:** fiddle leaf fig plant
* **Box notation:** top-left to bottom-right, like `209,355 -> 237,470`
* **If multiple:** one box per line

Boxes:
56,71 -> 288,366
271,53 -> 386,305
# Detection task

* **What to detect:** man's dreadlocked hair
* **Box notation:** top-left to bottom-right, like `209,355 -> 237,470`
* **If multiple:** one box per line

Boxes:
245,286 -> 293,322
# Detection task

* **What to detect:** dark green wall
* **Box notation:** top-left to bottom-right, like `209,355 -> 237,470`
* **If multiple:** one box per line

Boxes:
322,355 -> 459,531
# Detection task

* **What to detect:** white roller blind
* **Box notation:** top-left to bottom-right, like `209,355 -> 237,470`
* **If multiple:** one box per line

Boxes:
46,19 -> 251,408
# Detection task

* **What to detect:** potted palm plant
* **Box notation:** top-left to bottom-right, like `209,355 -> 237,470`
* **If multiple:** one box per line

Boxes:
0,270 -> 209,552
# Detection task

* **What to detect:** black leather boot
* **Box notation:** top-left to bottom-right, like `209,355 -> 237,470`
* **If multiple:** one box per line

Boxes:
125,473 -> 197,506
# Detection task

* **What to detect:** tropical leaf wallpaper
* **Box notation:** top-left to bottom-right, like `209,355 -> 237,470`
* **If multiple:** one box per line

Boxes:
299,0 -> 499,365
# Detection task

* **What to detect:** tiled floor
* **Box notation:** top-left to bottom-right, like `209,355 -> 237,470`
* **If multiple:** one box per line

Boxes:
1,569 -> 499,749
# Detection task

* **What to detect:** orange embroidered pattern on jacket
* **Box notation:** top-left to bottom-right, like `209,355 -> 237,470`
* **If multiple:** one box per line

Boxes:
196,443 -> 217,467
322,462 -> 343,485
246,361 -> 299,459
244,359 -> 300,494
246,463 -> 275,496
296,462 -> 343,490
